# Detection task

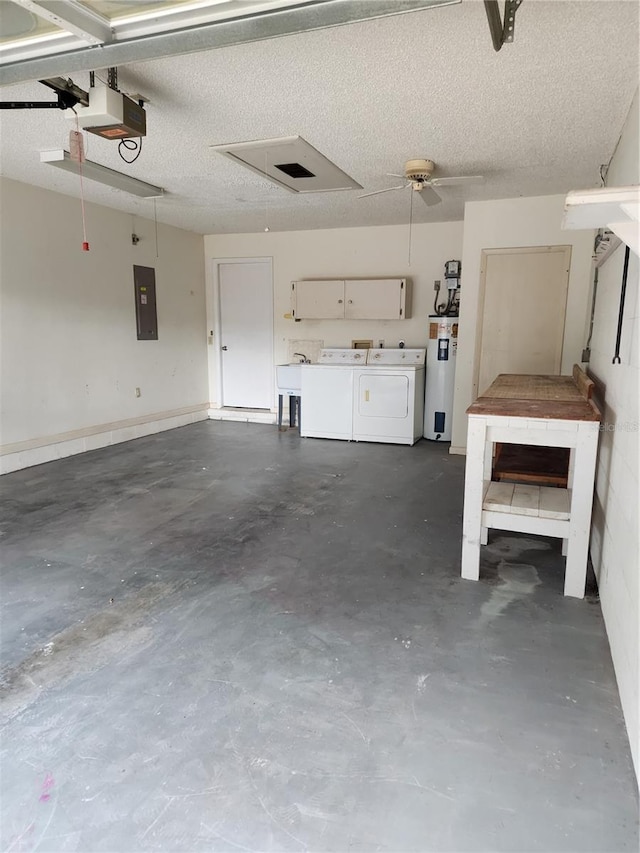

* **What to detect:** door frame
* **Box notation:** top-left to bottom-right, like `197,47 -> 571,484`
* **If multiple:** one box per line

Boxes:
207,257 -> 274,409
473,245 -> 572,398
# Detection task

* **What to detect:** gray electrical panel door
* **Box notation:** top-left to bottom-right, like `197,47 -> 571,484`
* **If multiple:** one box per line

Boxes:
133,265 -> 158,340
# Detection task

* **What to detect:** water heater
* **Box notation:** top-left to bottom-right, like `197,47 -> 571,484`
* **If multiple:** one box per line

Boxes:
424,315 -> 457,441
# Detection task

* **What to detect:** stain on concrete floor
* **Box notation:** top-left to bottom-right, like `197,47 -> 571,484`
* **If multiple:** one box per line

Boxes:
1,421 -> 637,852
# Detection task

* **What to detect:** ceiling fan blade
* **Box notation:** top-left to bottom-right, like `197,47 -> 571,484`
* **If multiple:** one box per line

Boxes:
418,184 -> 442,206
386,173 -> 405,178
358,184 -> 407,199
430,175 -> 485,187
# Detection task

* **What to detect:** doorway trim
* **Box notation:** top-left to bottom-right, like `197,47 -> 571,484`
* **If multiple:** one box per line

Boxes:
207,256 -> 274,410
473,245 -> 572,399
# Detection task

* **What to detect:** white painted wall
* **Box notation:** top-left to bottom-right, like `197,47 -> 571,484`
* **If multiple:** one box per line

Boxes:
0,178 -> 208,471
204,221 -> 464,407
587,89 -> 639,782
451,195 -> 595,452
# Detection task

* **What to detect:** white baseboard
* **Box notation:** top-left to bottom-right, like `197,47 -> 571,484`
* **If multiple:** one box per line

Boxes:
0,404 -> 209,475
208,407 -> 277,424
449,445 -> 467,456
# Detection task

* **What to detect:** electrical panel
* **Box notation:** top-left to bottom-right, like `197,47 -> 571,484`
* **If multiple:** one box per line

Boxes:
133,265 -> 158,340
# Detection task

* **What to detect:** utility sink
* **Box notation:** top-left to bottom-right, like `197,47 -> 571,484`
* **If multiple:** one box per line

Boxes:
276,363 -> 303,393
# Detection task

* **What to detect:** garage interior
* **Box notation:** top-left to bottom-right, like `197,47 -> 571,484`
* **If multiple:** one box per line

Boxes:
1,1 -> 639,850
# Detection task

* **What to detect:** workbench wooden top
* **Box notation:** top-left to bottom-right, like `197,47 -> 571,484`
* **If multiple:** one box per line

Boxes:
467,371 -> 602,421
481,374 -> 585,401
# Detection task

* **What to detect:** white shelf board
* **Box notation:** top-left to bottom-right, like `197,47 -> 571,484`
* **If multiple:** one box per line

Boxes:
562,186 -> 640,256
483,482 -> 570,520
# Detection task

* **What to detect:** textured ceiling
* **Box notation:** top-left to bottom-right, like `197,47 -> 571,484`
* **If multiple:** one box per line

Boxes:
0,0 -> 638,234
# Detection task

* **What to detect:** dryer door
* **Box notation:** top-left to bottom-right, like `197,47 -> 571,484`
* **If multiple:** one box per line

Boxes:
357,373 -> 409,419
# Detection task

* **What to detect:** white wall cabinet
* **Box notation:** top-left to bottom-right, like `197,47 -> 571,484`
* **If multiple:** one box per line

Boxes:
291,278 -> 408,320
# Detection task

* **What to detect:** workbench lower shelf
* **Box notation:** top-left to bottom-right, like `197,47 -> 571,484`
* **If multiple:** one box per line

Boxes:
461,368 -> 601,599
481,482 -> 571,540
484,482 -> 570,518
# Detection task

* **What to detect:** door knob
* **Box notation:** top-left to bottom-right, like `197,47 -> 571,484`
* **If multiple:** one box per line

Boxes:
221,345 -> 228,351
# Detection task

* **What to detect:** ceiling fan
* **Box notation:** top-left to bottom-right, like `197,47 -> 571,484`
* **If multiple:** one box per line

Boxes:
359,159 -> 484,206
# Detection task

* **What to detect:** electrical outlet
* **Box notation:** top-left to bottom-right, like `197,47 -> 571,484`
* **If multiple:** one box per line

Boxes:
434,279 -> 441,291
135,387 -> 141,397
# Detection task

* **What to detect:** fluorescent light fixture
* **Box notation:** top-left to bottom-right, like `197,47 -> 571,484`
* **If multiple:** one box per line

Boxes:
40,149 -> 164,198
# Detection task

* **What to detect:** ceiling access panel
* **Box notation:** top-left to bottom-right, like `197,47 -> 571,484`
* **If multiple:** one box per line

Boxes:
210,135 -> 362,193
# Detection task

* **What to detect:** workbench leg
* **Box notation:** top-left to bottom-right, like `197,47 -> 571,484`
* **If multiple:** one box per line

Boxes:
461,417 -> 488,582
485,439 -> 494,479
277,394 -> 283,428
568,447 -> 576,489
480,430 -> 492,546
563,448 -> 575,558
564,426 -> 599,598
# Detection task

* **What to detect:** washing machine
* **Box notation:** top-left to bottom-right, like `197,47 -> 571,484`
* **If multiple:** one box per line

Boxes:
300,348 -> 366,440
352,349 -> 426,445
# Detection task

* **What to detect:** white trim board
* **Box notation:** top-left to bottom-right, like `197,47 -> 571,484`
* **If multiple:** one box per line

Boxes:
1,404 -> 209,475
208,407 -> 277,424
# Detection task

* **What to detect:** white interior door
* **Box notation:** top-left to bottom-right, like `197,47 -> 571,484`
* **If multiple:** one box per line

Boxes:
477,247 -> 571,395
219,260 -> 273,409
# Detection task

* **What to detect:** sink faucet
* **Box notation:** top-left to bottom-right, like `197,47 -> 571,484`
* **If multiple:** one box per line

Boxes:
293,352 -> 311,363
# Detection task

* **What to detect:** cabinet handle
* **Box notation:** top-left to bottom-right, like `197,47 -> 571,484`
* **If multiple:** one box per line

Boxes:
338,299 -> 343,304
365,390 -> 370,402
348,299 -> 353,304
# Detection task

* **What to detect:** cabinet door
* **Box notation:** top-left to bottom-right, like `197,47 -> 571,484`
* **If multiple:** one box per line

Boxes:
292,280 -> 344,319
345,279 -> 406,320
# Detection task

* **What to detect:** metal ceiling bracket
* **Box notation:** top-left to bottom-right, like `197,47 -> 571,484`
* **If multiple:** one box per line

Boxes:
484,0 -> 523,52
40,76 -> 90,106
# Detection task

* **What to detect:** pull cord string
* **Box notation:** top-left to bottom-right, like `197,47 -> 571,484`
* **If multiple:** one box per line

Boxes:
73,111 -> 89,250
408,186 -> 414,266
154,198 -> 159,258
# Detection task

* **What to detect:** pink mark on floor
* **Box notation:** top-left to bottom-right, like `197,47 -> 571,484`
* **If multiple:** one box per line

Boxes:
39,772 -> 55,802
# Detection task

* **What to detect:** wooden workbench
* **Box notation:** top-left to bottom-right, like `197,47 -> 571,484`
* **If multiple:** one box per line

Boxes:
461,367 -> 601,598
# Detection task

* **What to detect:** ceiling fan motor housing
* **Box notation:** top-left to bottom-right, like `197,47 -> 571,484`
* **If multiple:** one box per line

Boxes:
404,159 -> 435,182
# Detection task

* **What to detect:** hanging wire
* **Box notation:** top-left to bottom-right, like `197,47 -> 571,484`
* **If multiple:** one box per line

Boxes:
264,151 -> 270,232
599,163 -> 608,187
153,198 -> 159,258
118,137 -> 142,164
407,187 -> 414,266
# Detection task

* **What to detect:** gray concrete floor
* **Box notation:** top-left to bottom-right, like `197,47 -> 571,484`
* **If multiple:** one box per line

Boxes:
1,421 -> 637,852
